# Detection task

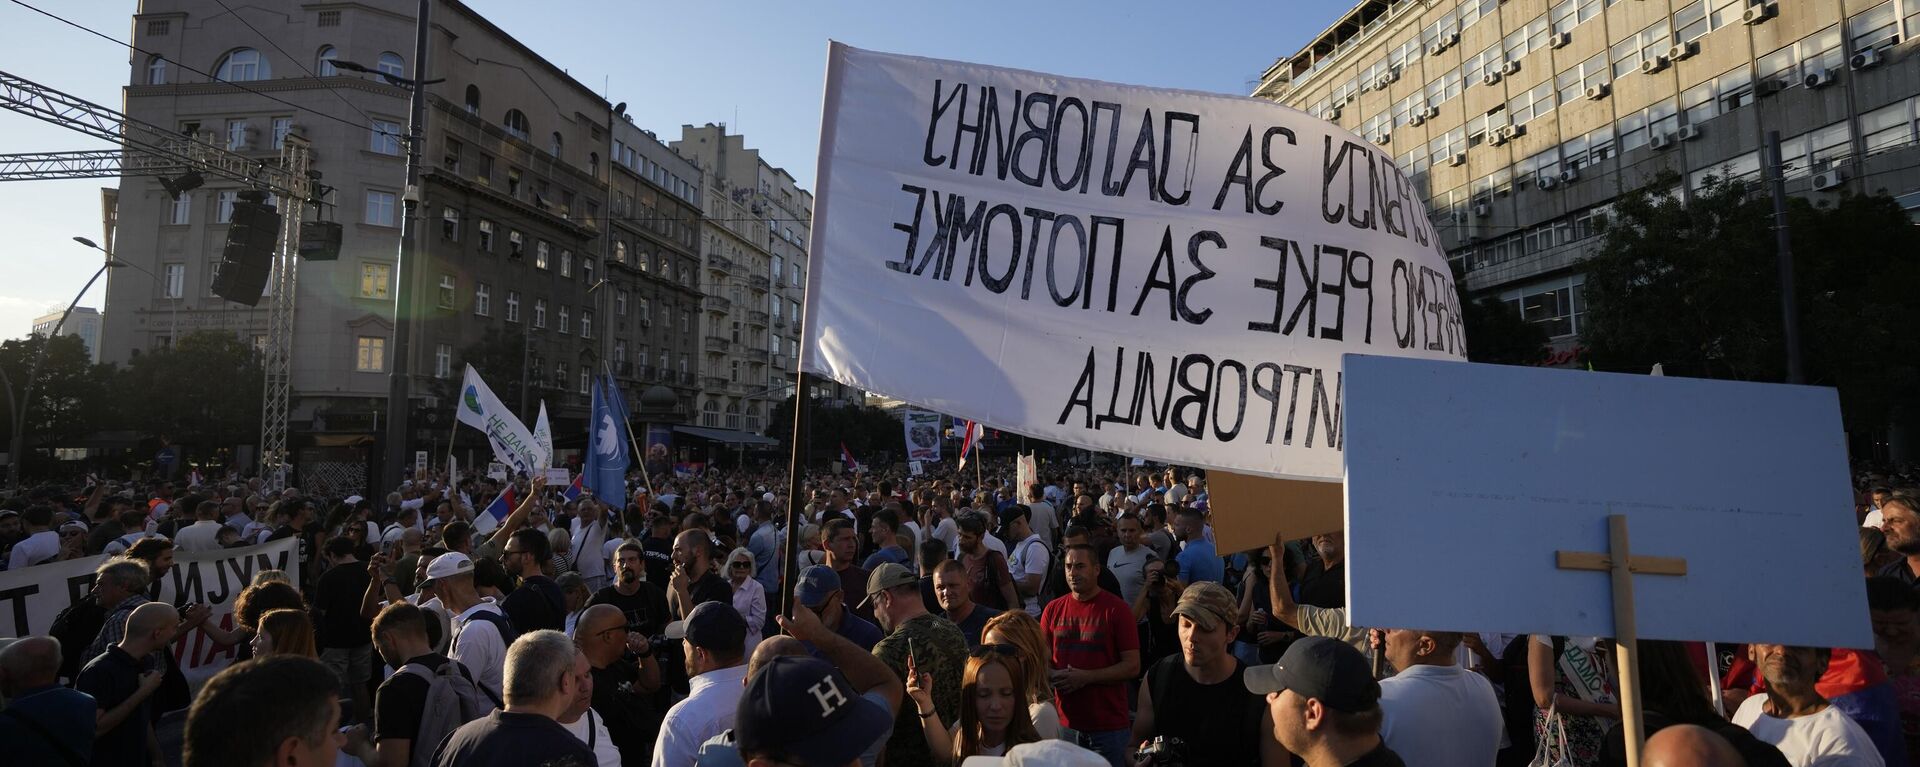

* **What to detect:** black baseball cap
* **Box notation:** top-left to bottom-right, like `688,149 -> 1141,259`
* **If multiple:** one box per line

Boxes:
1243,636 -> 1381,713
736,655 -> 892,764
663,601 -> 748,652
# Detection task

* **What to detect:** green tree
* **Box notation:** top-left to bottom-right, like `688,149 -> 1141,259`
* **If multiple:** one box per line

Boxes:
1,334 -> 116,454
1459,292 -> 1551,365
1583,171 -> 1920,431
116,330 -> 264,458
767,395 -> 901,463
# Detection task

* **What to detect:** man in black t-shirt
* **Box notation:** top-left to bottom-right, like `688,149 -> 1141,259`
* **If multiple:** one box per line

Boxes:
1297,532 -> 1346,609
76,601 -> 174,767
668,529 -> 731,620
576,604 -> 665,764
1245,637 -> 1406,767
431,630 -> 595,767
313,536 -> 375,721
500,528 -> 566,633
589,542 -> 671,637
347,602 -> 477,767
1133,582 -> 1283,766
640,515 -> 676,585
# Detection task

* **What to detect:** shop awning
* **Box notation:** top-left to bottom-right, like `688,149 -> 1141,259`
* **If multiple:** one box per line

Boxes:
673,424 -> 780,447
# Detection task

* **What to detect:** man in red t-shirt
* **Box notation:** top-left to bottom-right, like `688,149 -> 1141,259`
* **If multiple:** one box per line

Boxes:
1041,543 -> 1141,767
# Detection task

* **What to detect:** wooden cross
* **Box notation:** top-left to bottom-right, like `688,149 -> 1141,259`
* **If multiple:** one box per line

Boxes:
1555,514 -> 1688,767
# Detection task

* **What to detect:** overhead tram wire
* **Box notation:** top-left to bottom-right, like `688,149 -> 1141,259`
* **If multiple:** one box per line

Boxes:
208,0 -> 378,127
10,0 -> 386,137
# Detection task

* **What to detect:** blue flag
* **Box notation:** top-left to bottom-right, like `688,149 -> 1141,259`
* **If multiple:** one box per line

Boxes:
587,374 -> 630,504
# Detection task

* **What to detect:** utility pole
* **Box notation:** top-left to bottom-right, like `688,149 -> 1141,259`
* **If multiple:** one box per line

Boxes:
1763,131 -> 1805,385
382,0 -> 432,491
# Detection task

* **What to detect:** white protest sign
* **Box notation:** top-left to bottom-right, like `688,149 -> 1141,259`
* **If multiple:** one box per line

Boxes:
909,460 -> 925,476
545,467 -> 571,486
903,409 -> 943,462
414,450 -> 428,473
803,44 -> 1464,482
1016,453 -> 1037,496
0,538 -> 300,684
487,462 -> 508,481
1343,355 -> 1869,648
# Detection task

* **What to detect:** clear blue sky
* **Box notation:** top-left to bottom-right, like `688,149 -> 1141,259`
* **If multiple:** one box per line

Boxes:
0,0 -> 1350,341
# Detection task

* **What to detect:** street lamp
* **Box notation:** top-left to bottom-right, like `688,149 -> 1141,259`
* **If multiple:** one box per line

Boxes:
72,236 -> 174,344
4,238 -> 122,490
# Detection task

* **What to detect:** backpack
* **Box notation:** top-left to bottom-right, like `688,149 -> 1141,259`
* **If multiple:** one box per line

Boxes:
48,598 -> 107,681
398,661 -> 493,767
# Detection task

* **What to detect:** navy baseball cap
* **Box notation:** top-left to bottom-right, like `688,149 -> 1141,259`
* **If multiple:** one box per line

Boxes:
663,601 -> 748,652
793,564 -> 842,608
736,655 -> 892,765
1243,636 -> 1380,713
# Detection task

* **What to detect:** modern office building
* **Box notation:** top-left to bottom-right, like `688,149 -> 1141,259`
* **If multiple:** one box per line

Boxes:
1255,0 -> 1920,354
30,307 -> 103,363
101,0 -> 702,487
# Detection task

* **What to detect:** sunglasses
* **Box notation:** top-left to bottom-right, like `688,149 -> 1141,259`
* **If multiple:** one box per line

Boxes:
730,561 -> 753,569
969,643 -> 1019,659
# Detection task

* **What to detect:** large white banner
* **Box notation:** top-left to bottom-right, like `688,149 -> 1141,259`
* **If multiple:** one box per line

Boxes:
803,44 -> 1466,481
902,408 -> 943,462
0,538 -> 300,684
459,364 -> 543,476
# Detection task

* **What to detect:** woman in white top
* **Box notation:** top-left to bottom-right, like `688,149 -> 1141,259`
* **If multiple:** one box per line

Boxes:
725,546 -> 766,653
981,610 -> 1062,740
907,645 -> 1042,764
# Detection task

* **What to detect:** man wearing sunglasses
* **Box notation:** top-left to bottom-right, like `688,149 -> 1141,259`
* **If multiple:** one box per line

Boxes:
502,528 -> 567,633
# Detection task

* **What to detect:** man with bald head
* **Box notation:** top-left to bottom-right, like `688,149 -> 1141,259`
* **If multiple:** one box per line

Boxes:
1643,724 -> 1748,767
0,635 -> 97,764
576,603 -> 665,765
77,601 -> 177,767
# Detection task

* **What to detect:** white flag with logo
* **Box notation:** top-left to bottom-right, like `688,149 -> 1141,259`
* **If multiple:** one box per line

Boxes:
533,401 -> 555,471
456,365 -> 543,477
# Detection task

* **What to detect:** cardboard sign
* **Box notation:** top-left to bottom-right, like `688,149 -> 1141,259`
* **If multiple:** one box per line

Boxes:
801,43 -> 1465,483
1208,471 -> 1343,554
1343,355 -> 1869,648
545,467 -> 571,486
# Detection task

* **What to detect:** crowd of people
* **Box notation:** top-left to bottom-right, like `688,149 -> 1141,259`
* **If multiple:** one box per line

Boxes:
0,460 -> 1911,767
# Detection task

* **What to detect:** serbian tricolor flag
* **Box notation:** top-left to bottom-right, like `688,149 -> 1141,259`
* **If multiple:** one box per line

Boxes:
840,443 -> 862,473
956,420 -> 985,470
475,484 -> 515,533
563,472 -> 585,502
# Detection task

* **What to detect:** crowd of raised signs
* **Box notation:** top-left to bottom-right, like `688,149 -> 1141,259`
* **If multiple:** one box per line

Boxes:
0,459 -> 1912,767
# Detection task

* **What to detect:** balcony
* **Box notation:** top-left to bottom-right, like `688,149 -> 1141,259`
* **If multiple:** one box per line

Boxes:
703,295 -> 730,313
771,354 -> 790,369
748,275 -> 770,291
705,375 -> 730,390
681,371 -> 697,386
706,253 -> 734,273
747,310 -> 769,327
705,335 -> 731,353
773,317 -> 787,330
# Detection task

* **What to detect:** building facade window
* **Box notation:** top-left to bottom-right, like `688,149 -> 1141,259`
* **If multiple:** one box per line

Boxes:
356,336 -> 386,372
465,84 -> 481,114
365,190 -> 396,226
437,275 -> 456,309
475,283 -> 491,315
376,52 -> 404,77
370,120 -> 402,155
317,46 -> 338,76
435,343 -> 451,379
616,289 -> 628,316
216,191 -> 238,223
163,263 -> 185,298
580,310 -> 592,339
359,263 -> 391,299
442,207 -> 460,240
509,230 -> 524,257
147,56 -> 167,85
272,117 -> 292,148
558,306 -> 570,334
535,241 -> 550,269
534,299 -> 547,328
227,119 -> 249,151
503,109 -> 530,141
506,291 -> 521,322
216,48 -> 269,81
167,194 -> 191,225
559,249 -> 572,277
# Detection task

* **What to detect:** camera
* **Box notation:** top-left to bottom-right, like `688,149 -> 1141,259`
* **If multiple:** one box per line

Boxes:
1135,736 -> 1187,767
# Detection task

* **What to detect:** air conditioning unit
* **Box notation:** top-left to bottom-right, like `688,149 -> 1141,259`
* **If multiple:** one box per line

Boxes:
1428,42 -> 1447,56
1560,168 -> 1581,183
1502,124 -> 1527,140
1327,106 -> 1343,120
1804,69 -> 1836,88
1422,106 -> 1441,119
1443,31 -> 1460,48
1482,71 -> 1503,86
1669,41 -> 1700,62
1383,69 -> 1400,85
1677,124 -> 1702,141
1641,55 -> 1671,75
1473,202 -> 1491,218
1375,75 -> 1392,91
1550,32 -> 1573,49
1812,169 -> 1847,190
1490,130 -> 1510,146
1650,133 -> 1676,150
1537,175 -> 1559,190
1410,113 -> 1427,126
1585,82 -> 1612,100
1501,60 -> 1522,76
1851,48 -> 1883,71
1743,2 -> 1778,25
1756,78 -> 1786,97
1448,152 -> 1468,167
1450,210 -> 1470,224
1373,131 -> 1392,145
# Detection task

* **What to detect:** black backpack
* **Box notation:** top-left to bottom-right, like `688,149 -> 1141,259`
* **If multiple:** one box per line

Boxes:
49,598 -> 107,680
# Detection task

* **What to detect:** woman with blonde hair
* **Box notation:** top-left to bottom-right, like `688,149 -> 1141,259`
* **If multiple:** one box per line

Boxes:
251,607 -> 319,659
908,646 -> 1043,762
724,546 -> 766,650
979,610 -> 1061,739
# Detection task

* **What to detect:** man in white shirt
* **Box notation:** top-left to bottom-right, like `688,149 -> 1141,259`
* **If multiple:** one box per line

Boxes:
1108,514 -> 1155,606
173,500 -> 228,552
572,501 -> 610,591
1373,627 -> 1504,767
1733,644 -> 1885,766
1000,505 -> 1049,616
7,506 -> 61,569
1025,485 -> 1058,550
426,552 -> 512,703
653,601 -> 750,767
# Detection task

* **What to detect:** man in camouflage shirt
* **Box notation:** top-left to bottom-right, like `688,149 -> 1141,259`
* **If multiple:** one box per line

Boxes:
864,563 -> 968,767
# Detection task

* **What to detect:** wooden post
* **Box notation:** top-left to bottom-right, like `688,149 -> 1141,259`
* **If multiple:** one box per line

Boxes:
1554,513 -> 1688,767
